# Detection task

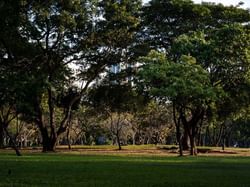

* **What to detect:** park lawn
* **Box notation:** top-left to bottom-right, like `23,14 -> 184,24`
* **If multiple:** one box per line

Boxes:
0,153 -> 249,187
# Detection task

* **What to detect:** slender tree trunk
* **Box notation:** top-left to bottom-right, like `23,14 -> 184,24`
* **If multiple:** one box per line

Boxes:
0,125 -> 4,148
147,136 -> 151,144
116,133 -> 122,150
222,137 -> 225,151
221,126 -> 226,151
182,127 -> 189,150
189,124 -> 198,156
205,126 -> 210,146
197,127 -> 202,146
132,133 -> 136,145
4,127 -> 21,156
173,103 -> 183,156
214,124 -> 224,147
189,134 -> 197,156
176,123 -> 183,156
67,128 -> 71,150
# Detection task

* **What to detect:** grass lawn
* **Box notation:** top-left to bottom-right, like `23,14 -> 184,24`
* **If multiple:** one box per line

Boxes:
0,152 -> 250,187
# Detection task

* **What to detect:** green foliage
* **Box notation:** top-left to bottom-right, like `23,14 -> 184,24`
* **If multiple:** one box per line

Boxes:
88,84 -> 143,114
172,23 -> 250,120
138,51 -> 218,107
141,0 -> 250,54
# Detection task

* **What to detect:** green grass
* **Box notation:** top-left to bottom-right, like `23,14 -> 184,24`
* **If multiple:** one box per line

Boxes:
0,153 -> 250,187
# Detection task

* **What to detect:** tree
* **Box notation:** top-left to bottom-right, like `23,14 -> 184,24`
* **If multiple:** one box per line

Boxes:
135,101 -> 174,145
138,51 -> 219,155
0,0 -> 38,155
0,0 -> 141,152
141,0 -> 250,55
230,107 -> 250,148
172,24 -> 250,150
141,0 -> 208,53
70,106 -> 106,146
88,84 -> 142,150
138,1 -> 250,155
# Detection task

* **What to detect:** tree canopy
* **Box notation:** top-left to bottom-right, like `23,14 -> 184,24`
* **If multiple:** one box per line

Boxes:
0,0 -> 249,155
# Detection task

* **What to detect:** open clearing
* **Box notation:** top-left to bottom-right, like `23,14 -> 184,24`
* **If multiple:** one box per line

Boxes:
0,146 -> 250,187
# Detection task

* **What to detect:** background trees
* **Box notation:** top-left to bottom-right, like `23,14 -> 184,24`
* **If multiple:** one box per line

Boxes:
0,0 -> 249,155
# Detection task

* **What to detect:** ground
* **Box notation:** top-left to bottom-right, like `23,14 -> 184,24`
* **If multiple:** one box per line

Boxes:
0,145 -> 250,187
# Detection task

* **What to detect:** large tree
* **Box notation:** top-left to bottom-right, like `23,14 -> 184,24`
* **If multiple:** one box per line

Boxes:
0,0 -> 142,152
138,22 -> 250,156
138,0 -> 250,154
173,24 -> 250,149
138,51 -> 220,155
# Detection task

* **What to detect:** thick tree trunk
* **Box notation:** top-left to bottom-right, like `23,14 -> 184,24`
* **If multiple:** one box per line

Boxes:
40,126 -> 57,152
35,83 -> 74,153
181,108 -> 204,156
42,136 -> 57,152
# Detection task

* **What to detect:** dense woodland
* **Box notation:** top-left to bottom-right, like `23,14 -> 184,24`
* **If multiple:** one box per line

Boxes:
0,0 -> 249,156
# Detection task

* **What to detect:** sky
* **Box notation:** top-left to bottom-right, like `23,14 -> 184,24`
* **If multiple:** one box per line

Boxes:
143,0 -> 250,9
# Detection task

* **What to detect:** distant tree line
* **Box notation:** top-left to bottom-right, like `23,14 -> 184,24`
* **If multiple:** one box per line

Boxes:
0,0 -> 249,156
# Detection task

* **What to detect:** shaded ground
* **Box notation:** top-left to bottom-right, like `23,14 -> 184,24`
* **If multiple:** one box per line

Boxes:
0,153 -> 249,187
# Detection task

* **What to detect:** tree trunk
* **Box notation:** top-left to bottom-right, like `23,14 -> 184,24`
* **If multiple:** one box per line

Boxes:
188,122 -> 198,156
213,124 -> 224,147
116,133 -> 122,150
222,137 -> 225,151
40,127 -> 57,152
205,126 -> 210,146
197,127 -> 202,146
189,134 -> 197,156
221,127 -> 226,151
67,128 -> 71,150
132,133 -> 136,145
4,127 -> 21,156
42,137 -> 57,152
182,129 -> 189,150
176,123 -> 183,156
0,125 -> 4,148
173,102 -> 183,156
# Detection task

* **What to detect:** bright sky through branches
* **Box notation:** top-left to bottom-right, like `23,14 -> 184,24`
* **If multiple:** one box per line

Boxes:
143,0 -> 250,9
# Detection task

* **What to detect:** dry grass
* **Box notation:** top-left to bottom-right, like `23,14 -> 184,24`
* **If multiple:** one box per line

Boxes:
2,145 -> 249,157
